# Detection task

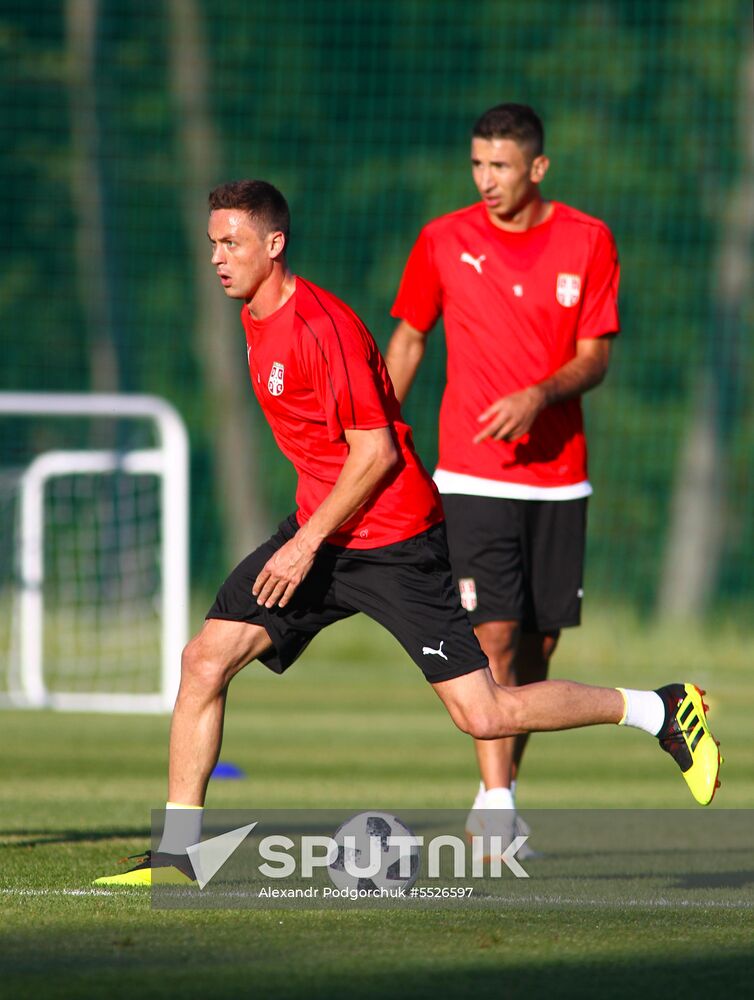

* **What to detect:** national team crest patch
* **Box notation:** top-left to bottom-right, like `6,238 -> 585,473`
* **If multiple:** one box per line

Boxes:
268,361 -> 285,396
458,577 -> 477,612
556,273 -> 581,307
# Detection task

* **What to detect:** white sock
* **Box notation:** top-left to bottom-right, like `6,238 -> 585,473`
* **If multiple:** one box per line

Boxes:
484,787 -> 515,810
510,779 -> 517,804
157,801 -> 203,855
471,781 -> 486,809
617,688 -> 665,736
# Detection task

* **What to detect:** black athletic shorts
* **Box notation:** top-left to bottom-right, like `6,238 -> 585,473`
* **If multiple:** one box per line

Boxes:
440,494 -> 588,633
206,514 -> 487,683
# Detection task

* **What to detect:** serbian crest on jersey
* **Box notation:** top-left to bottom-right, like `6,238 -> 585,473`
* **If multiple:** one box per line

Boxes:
556,273 -> 581,307
268,361 -> 285,396
458,577 -> 478,612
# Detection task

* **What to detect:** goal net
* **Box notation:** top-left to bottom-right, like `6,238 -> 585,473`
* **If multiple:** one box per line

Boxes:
0,393 -> 188,713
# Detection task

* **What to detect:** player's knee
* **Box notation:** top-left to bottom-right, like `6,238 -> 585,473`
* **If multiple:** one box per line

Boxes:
541,632 -> 560,665
451,704 -> 503,740
475,622 -> 518,672
180,637 -> 227,693
454,687 -> 524,740
465,714 -> 496,740
487,655 -> 516,688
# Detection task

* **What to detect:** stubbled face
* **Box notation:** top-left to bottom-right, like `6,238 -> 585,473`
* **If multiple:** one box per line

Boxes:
470,136 -> 546,223
208,208 -> 276,301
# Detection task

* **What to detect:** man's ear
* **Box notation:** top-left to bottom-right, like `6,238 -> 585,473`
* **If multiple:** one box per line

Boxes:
530,155 -> 550,184
268,230 -> 287,261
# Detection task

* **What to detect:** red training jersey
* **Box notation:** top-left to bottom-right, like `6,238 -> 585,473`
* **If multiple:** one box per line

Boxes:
391,201 -> 620,492
242,277 -> 443,548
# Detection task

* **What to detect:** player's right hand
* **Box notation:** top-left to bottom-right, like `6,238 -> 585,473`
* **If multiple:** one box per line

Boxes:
252,535 -> 317,609
474,385 -> 546,443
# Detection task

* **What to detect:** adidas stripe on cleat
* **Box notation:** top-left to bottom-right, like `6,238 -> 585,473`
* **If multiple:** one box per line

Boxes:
93,850 -> 196,887
655,682 -> 723,806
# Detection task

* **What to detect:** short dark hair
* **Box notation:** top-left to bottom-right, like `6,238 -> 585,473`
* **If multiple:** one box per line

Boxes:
472,104 -> 544,159
208,179 -> 290,242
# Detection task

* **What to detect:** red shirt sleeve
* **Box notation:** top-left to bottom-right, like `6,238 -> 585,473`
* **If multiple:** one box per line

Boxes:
299,309 -> 393,443
390,227 -> 443,333
577,223 -> 620,339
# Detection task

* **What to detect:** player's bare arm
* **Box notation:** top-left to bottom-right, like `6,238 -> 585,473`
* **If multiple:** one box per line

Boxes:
384,320 -> 428,403
474,336 -> 613,443
253,426 -> 398,608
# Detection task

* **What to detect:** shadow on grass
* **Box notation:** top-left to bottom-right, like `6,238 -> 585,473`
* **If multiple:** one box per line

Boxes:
530,861 -> 754,893
330,952 -> 752,1000
2,949 -> 751,1000
0,828 -> 148,848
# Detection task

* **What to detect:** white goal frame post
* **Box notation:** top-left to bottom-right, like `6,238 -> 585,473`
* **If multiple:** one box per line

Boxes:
0,392 -> 189,713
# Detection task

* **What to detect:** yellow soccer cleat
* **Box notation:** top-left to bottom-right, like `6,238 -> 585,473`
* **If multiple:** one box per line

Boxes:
655,683 -> 723,806
93,851 -> 196,887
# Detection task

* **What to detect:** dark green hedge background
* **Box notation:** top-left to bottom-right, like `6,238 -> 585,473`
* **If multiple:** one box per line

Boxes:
1,0 -> 751,615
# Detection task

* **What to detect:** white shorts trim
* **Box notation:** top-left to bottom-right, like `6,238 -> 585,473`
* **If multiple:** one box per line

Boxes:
433,468 -> 593,501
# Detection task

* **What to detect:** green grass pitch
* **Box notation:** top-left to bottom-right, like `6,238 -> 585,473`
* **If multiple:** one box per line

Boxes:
1,606 -> 752,999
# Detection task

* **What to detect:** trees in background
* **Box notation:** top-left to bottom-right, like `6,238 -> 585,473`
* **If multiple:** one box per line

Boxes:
0,0 -> 749,613
166,0 -> 269,561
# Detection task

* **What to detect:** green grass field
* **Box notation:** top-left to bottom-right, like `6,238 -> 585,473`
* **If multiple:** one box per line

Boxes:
1,606 -> 752,999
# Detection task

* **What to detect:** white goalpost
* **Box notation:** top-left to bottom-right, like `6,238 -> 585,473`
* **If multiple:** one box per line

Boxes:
0,393 -> 189,713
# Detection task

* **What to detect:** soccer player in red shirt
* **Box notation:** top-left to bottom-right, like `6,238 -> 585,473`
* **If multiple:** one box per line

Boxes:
386,103 -> 619,840
95,179 -> 720,886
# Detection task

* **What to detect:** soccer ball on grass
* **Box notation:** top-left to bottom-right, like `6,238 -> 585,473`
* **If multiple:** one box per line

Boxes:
327,811 -> 421,894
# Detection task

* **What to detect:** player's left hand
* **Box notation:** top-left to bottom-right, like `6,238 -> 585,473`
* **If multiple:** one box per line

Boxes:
474,385 -> 547,444
253,535 -> 318,609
